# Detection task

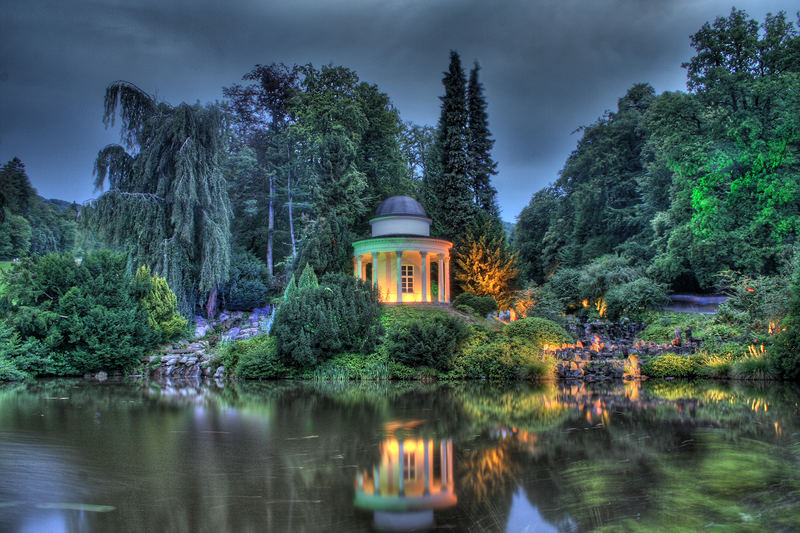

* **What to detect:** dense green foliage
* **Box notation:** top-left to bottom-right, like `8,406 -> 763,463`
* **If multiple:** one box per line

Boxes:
769,255 -> 800,380
503,317 -> 573,349
134,265 -> 188,343
604,277 -> 669,321
224,63 -> 413,279
450,334 -> 557,380
271,271 -> 383,368
641,354 -> 700,378
0,251 -> 159,377
386,313 -> 470,370
452,292 -> 498,317
514,9 -> 800,295
0,158 -> 79,260
221,251 -> 272,310
215,335 -> 287,379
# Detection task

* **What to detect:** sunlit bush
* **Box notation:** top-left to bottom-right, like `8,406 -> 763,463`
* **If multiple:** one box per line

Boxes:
449,336 -> 556,380
641,354 -> 699,378
503,317 -> 572,348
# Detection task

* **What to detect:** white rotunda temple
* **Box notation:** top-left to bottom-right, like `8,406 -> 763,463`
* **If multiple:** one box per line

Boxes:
352,196 -> 453,303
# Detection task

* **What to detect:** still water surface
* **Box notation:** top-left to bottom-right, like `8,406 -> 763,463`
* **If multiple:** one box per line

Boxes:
0,379 -> 798,532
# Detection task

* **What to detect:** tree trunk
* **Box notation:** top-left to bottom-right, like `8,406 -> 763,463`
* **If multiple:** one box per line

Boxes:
287,146 -> 297,259
267,170 -> 274,276
206,285 -> 218,320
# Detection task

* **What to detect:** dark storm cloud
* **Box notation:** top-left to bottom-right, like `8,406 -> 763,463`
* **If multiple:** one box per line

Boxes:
1,0 -> 796,219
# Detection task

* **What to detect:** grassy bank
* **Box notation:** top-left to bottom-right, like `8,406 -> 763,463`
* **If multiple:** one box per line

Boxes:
212,305 -> 571,382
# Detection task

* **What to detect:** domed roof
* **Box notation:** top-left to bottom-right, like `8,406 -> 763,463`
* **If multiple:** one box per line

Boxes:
374,196 -> 428,218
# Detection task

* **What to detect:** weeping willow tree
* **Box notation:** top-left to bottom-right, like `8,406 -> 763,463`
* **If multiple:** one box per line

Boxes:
87,81 -> 231,317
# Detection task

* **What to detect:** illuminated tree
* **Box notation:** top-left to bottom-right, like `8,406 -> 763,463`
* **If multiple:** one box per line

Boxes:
454,218 -> 518,309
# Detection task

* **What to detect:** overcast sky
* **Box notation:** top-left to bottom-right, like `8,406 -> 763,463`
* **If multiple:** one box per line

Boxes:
1,0 -> 797,221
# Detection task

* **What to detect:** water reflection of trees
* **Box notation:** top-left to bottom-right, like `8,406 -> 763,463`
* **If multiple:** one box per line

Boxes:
1,379 -> 798,532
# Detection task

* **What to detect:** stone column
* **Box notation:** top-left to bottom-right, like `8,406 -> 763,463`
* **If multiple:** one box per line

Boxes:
437,254 -> 445,303
371,252 -> 378,288
444,255 -> 450,303
353,256 -> 358,278
396,251 -> 403,303
374,466 -> 380,495
420,251 -> 428,303
356,254 -> 363,281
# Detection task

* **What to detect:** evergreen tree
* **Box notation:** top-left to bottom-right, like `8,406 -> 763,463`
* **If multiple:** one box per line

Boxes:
425,51 -> 476,239
297,262 -> 319,289
134,265 -> 187,343
87,81 -> 232,316
467,62 -> 499,217
454,214 -> 518,309
0,158 -> 34,216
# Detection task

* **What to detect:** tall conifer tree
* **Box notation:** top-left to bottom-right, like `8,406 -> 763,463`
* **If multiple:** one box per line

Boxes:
425,51 -> 476,240
88,81 -> 231,316
467,63 -> 499,217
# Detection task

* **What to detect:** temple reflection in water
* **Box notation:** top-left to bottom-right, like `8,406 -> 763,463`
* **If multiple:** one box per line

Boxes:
355,431 -> 457,532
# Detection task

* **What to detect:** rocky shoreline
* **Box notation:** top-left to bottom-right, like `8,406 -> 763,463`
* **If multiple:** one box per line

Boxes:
143,307 -> 274,380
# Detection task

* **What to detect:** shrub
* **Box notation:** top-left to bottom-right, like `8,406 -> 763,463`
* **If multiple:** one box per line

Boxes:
134,265 -> 187,343
512,285 -> 564,323
696,353 -> 733,378
449,336 -> 556,380
716,270 -> 791,331
641,354 -> 699,378
604,277 -> 668,321
222,251 -> 271,310
768,254 -> 800,380
503,317 -> 572,348
637,312 -> 716,344
704,341 -> 749,359
272,272 -> 383,368
545,267 -> 582,309
1,251 -> 157,375
235,336 -> 287,379
0,357 -> 26,381
312,351 -> 407,381
731,353 -> 777,380
577,255 -> 640,304
452,292 -> 498,317
699,324 -> 745,346
387,314 -> 469,370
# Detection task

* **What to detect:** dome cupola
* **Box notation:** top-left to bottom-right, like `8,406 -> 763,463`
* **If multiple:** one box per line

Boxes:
371,195 -> 431,237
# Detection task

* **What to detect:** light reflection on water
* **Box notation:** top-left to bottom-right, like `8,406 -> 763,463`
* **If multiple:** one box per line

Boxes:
0,379 -> 798,532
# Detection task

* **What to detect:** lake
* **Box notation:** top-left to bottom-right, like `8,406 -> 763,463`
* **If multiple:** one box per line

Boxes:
1,378 -> 798,532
